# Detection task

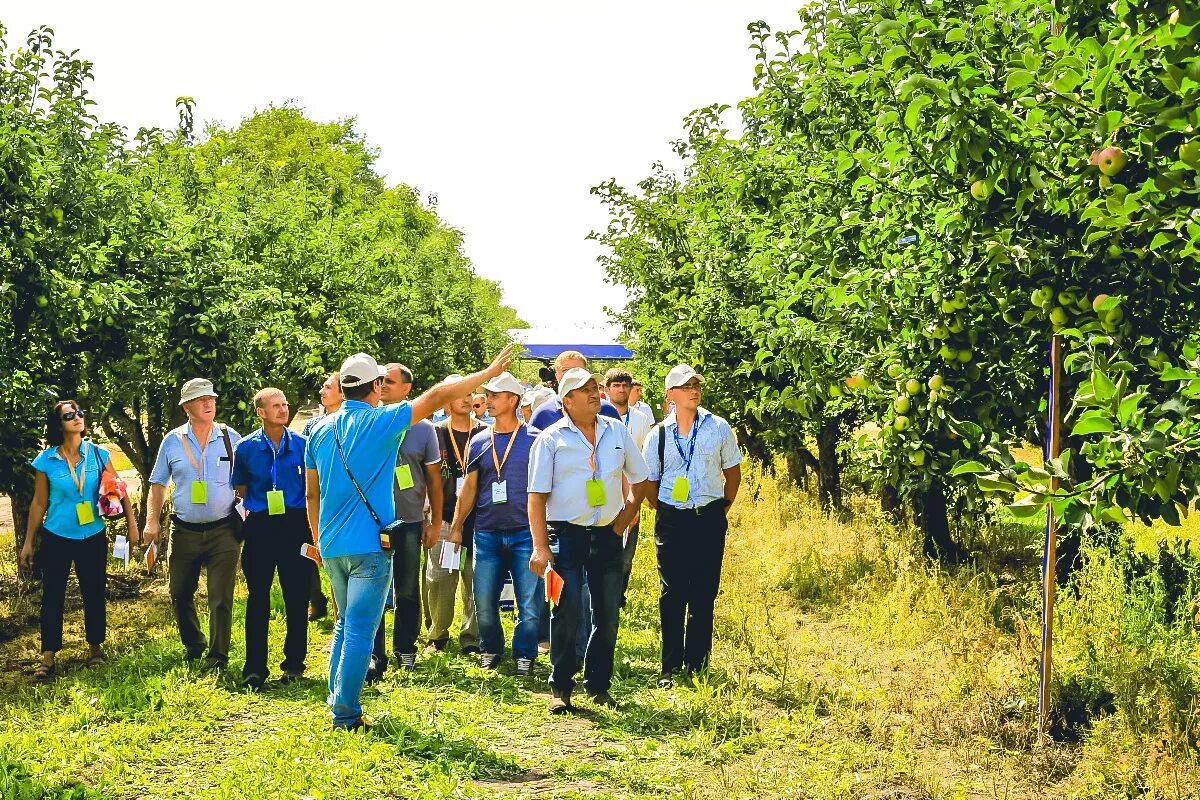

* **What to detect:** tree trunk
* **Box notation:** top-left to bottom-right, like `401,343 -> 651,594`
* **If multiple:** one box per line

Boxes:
816,416 -> 842,512
9,485 -> 32,574
913,478 -> 962,563
786,448 -> 816,492
880,483 -> 903,523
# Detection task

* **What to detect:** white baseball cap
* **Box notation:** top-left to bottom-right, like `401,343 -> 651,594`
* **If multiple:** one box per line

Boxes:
483,371 -> 525,396
557,367 -> 597,400
665,364 -> 705,391
179,378 -> 218,405
339,353 -> 387,388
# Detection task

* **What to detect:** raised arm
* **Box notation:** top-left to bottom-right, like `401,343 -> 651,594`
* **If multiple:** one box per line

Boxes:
409,344 -> 515,423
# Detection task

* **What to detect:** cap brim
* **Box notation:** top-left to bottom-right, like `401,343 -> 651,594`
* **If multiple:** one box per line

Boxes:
178,392 -> 218,405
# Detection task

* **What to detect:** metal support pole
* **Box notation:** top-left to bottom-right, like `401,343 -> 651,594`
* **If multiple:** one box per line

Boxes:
1039,333 -> 1063,741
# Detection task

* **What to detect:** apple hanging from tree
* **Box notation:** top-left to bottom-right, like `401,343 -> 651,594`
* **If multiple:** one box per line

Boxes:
1090,145 -> 1127,176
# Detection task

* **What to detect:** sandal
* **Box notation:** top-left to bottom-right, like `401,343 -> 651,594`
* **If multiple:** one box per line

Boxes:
33,662 -> 55,682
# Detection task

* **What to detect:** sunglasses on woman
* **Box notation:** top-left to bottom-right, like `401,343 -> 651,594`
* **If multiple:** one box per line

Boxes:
61,410 -> 85,422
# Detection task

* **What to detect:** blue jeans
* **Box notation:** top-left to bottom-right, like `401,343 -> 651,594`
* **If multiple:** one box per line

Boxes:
473,528 -> 542,660
324,551 -> 392,727
547,523 -> 624,695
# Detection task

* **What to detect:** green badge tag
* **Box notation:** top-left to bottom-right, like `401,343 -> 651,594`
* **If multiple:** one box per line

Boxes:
191,480 -> 208,504
267,490 -> 286,515
670,476 -> 690,503
76,501 -> 96,526
585,478 -> 606,508
395,464 -> 415,490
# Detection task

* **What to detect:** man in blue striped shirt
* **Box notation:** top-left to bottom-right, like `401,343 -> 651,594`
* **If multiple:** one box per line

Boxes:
641,364 -> 741,687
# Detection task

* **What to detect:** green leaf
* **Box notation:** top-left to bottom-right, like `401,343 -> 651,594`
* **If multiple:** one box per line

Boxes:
949,459 -> 988,476
1071,410 -> 1114,436
1092,367 -> 1116,402
1005,69 -> 1035,92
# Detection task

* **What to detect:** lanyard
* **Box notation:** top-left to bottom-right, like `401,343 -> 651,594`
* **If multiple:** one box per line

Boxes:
578,424 -> 601,478
673,415 -> 703,474
490,422 -> 523,478
447,425 -> 468,471
622,408 -> 631,426
179,428 -> 210,480
267,429 -> 288,490
63,443 -> 87,499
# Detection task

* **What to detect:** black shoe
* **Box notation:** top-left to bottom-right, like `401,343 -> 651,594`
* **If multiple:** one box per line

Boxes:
657,674 -> 675,689
202,658 -> 227,674
515,657 -> 534,677
587,690 -> 618,709
479,653 -> 500,670
397,653 -> 417,671
243,673 -> 265,691
365,656 -> 384,684
308,603 -> 328,622
461,645 -> 480,656
548,689 -> 573,714
184,649 -> 206,664
276,670 -> 304,686
334,715 -> 373,732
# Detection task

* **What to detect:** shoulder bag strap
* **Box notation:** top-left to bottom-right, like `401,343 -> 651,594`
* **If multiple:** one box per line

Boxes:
220,424 -> 234,478
658,424 -> 666,468
332,424 -> 384,528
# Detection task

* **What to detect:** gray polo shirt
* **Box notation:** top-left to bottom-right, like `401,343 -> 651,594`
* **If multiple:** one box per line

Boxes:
394,419 -> 441,523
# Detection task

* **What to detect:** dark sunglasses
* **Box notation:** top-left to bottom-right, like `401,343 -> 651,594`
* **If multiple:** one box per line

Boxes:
61,410 -> 84,421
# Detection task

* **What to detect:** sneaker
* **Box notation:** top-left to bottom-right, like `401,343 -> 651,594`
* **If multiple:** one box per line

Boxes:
548,689 -> 573,714
587,690 -> 618,709
461,645 -> 480,656
479,652 -> 500,670
365,656 -> 384,684
308,603 -> 328,622
184,649 -> 206,664
242,673 -> 265,691
515,657 -> 533,677
335,715 -> 373,733
657,674 -> 675,689
397,653 -> 417,671
202,658 -> 227,674
276,670 -> 304,686
423,640 -> 446,655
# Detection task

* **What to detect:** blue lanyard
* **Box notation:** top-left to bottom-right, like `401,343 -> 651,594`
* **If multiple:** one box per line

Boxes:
622,409 -> 631,426
673,416 -> 703,474
268,430 -> 287,490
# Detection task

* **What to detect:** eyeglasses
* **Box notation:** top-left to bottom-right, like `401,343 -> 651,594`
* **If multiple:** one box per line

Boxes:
61,410 -> 84,421
675,383 -> 703,392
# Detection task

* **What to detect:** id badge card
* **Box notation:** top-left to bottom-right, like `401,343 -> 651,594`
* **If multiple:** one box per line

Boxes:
191,481 -> 208,504
491,480 -> 507,504
585,478 -> 606,508
670,476 -> 691,503
267,490 -> 286,515
76,501 -> 96,526
456,476 -> 465,495
395,464 -> 415,490
380,530 -> 392,549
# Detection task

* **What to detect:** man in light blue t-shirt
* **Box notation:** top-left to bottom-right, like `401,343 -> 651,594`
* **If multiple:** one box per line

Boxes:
304,345 -> 514,731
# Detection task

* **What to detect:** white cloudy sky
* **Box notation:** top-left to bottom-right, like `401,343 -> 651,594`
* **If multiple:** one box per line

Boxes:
4,2 -> 799,332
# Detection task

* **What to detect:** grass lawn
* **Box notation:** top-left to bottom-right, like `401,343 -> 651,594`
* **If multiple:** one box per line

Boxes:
0,467 -> 1194,799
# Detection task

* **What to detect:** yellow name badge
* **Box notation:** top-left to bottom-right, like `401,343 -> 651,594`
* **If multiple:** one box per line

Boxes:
191,480 -> 208,504
76,501 -> 96,526
267,490 -> 286,515
585,478 -> 606,508
395,464 -> 415,490
670,476 -> 690,503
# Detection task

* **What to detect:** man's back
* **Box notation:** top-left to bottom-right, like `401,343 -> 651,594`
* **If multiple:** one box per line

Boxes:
305,400 -> 413,558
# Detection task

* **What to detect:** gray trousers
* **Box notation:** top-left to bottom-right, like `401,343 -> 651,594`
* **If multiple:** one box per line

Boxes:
167,519 -> 241,662
425,521 -> 479,648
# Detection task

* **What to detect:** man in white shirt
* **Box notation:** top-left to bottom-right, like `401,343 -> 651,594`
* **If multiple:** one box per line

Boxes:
528,369 -> 648,712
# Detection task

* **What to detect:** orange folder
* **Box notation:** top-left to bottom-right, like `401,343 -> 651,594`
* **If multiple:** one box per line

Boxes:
544,566 -> 564,606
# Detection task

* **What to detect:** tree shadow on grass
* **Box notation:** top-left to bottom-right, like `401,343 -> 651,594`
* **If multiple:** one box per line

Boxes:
364,715 -> 525,779
0,754 -> 102,800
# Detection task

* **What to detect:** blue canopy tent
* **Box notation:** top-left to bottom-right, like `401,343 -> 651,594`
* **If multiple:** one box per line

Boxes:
508,327 -> 633,361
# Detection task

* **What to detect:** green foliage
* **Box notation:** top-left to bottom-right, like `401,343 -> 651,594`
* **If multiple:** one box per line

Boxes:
0,25 -> 522,520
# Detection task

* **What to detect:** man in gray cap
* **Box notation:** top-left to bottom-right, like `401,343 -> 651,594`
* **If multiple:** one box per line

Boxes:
144,378 -> 243,670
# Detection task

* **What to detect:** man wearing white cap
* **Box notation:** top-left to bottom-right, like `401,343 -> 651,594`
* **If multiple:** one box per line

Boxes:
144,378 -> 243,670
528,368 -> 649,712
449,372 -> 542,675
304,345 -> 514,731
642,364 -> 741,687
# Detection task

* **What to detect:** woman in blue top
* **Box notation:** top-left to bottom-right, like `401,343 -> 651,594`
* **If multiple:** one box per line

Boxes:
19,400 -> 139,681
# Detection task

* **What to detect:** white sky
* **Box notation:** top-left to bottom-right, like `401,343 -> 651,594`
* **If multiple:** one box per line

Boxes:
4,2 -> 799,330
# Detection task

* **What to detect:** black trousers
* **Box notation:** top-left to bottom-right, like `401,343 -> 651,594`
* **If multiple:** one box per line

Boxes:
38,528 -> 108,653
371,521 -> 424,667
654,501 -> 728,674
241,509 -> 314,679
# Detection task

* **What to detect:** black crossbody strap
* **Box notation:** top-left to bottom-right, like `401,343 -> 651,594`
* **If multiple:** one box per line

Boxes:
333,425 -> 384,527
658,424 -> 666,468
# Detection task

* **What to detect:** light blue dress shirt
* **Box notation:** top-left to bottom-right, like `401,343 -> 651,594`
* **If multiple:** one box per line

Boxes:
31,442 -> 111,539
641,407 -> 741,509
528,414 -> 648,527
149,422 -> 241,523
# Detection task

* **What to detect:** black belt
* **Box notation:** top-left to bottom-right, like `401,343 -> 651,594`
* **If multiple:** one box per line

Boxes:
658,499 -> 725,516
549,521 -> 614,534
171,514 -> 235,532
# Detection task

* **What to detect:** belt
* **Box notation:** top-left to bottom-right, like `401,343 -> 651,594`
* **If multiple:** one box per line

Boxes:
658,499 -> 725,515
171,514 -> 234,532
549,521 -> 612,533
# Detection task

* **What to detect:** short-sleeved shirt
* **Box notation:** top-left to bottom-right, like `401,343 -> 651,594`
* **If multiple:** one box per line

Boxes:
466,423 -> 541,532
642,408 -> 742,509
634,401 -> 655,422
615,404 -> 654,449
232,428 -> 307,513
31,441 -> 111,539
528,414 -> 648,527
149,422 -> 241,524
435,420 -> 486,535
301,414 -> 330,437
393,419 -> 441,524
304,400 -> 413,558
529,397 -> 621,431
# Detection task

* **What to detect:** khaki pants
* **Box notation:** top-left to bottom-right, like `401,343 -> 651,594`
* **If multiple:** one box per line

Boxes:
167,519 -> 241,663
425,521 -> 479,648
